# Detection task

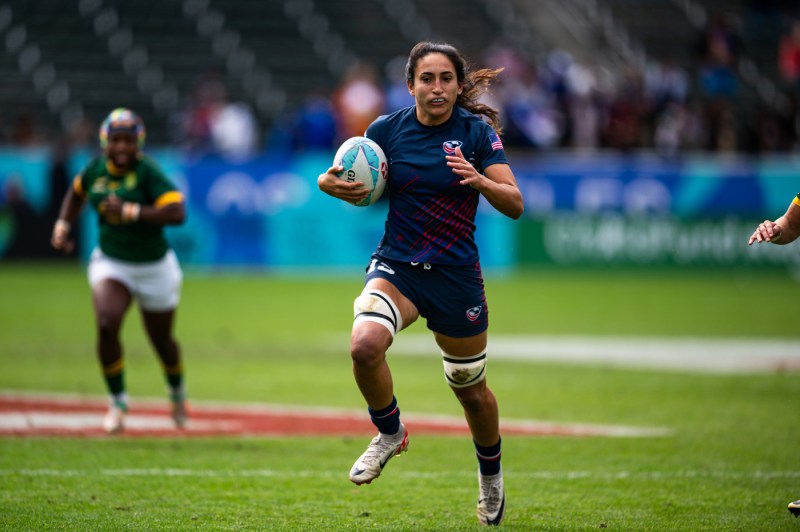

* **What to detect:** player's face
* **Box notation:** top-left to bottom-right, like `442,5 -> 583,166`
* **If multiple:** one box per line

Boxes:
408,52 -> 463,126
105,131 -> 138,169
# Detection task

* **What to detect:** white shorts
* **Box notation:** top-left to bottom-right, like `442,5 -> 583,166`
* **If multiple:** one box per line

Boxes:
88,248 -> 183,312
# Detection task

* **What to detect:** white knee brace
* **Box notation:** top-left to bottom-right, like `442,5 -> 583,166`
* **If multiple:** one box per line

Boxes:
442,349 -> 487,388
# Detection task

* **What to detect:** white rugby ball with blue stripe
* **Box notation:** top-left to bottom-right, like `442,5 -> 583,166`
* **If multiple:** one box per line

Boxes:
333,136 -> 388,207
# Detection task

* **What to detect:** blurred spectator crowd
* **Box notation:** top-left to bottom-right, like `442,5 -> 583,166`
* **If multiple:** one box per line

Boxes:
3,12 -> 800,158
271,10 -> 800,157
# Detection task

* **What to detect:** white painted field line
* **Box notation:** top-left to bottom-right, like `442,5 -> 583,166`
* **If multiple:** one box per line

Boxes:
386,335 -> 800,374
0,391 -> 671,437
0,412 -> 239,432
2,468 -> 799,481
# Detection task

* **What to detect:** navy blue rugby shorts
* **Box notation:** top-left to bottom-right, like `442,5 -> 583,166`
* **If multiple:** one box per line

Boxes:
363,254 -> 488,338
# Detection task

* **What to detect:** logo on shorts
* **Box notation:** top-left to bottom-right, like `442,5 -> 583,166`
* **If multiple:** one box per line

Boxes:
466,305 -> 483,322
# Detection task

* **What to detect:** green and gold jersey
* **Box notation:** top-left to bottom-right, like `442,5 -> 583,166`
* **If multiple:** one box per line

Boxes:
74,155 -> 184,262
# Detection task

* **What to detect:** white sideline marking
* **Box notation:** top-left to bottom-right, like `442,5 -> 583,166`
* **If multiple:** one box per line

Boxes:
2,468 -> 798,480
0,412 -> 236,432
0,391 -> 670,437
386,335 -> 800,374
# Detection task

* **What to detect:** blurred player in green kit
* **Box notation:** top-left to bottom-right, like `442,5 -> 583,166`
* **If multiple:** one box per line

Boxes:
51,108 -> 188,433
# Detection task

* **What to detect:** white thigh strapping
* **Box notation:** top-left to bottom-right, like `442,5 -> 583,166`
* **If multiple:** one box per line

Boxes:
353,288 -> 402,336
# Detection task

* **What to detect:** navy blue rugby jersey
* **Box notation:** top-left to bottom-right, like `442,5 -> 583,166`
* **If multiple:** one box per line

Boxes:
365,105 -> 508,265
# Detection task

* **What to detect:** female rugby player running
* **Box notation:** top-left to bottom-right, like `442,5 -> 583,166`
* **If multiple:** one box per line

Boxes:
51,108 -> 188,433
318,42 -> 523,526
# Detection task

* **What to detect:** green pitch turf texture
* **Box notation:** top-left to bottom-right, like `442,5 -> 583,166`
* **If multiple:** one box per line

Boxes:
1,263 -> 798,530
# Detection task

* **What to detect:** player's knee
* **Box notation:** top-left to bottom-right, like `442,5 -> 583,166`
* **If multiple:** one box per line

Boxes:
349,333 -> 386,368
151,336 -> 177,357
453,383 -> 490,413
442,349 -> 487,389
96,314 -> 122,340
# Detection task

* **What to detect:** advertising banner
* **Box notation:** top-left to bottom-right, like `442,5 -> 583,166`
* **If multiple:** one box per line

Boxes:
1,149 -> 798,269
509,152 -> 800,268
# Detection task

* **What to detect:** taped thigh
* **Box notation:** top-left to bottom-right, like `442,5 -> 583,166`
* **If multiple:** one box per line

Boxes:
442,349 -> 487,388
353,288 -> 402,336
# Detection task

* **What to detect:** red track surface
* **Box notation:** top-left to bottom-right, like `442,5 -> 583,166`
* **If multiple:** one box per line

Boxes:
0,394 -> 664,438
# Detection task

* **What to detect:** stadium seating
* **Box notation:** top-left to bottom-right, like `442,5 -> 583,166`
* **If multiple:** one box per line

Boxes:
0,0 -> 796,147
0,0 -> 518,145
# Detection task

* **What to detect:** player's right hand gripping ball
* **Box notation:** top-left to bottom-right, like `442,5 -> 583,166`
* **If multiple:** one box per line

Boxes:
333,136 -> 388,207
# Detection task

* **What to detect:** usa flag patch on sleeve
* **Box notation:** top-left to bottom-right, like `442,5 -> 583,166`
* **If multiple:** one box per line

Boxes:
489,131 -> 504,151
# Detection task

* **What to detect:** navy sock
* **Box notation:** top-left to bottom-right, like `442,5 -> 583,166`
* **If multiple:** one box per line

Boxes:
368,396 -> 401,435
475,437 -> 502,476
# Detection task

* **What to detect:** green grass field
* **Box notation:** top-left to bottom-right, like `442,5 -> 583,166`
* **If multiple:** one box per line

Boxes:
1,263 -> 799,530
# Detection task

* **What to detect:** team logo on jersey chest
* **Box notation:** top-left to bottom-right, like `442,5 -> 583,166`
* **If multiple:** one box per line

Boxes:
91,177 -> 108,194
443,140 -> 463,154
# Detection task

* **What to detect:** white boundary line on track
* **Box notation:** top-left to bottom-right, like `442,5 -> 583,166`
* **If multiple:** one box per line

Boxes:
0,390 -> 670,437
385,334 -> 800,374
2,468 -> 798,480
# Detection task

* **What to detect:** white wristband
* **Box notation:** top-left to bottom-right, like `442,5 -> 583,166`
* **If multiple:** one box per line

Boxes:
122,202 -> 141,223
54,219 -> 70,234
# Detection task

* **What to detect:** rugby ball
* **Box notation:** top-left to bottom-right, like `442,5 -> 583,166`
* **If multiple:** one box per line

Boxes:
333,136 -> 388,206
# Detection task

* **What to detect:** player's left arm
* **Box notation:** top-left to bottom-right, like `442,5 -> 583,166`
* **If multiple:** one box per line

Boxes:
102,191 -> 185,225
103,161 -> 187,226
142,164 -> 185,225
749,197 -> 800,245
144,191 -> 186,225
447,146 -> 523,219
781,200 -> 800,243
